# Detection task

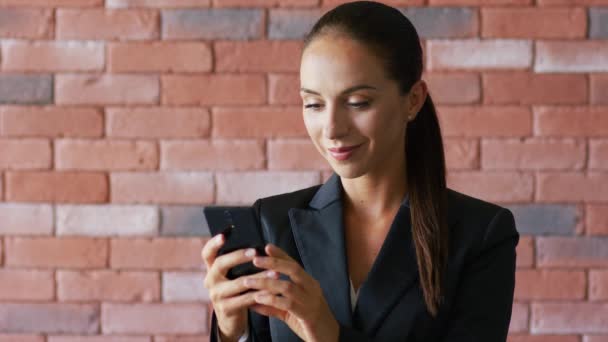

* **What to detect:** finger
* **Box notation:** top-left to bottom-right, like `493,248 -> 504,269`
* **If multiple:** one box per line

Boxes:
243,277 -> 306,304
253,256 -> 311,287
211,247 -> 258,279
253,292 -> 304,317
250,303 -> 285,319
214,290 -> 260,316
201,234 -> 225,269
211,271 -> 277,301
265,244 -> 295,262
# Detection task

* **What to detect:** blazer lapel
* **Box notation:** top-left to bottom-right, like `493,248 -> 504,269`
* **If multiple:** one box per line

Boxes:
288,172 -> 354,328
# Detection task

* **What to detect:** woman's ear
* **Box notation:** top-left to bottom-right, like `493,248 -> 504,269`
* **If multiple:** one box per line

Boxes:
405,80 -> 428,122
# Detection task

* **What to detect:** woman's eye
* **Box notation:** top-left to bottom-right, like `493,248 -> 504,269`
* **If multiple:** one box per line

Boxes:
348,101 -> 369,108
304,104 -> 322,109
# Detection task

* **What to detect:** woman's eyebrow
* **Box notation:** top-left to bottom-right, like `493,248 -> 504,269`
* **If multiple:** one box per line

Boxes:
300,84 -> 378,95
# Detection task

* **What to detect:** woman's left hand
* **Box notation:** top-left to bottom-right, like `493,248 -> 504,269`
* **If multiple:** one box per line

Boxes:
243,243 -> 340,342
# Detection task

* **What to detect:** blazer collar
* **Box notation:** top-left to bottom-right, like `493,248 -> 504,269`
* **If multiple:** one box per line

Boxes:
288,172 -> 458,336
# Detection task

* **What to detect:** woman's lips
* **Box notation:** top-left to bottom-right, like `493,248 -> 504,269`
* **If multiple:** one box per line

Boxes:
328,144 -> 362,161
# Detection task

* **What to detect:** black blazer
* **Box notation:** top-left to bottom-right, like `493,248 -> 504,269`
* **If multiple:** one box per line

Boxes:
210,172 -> 520,341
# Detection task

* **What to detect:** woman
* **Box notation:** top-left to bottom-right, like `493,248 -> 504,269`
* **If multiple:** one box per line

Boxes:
201,1 -> 520,341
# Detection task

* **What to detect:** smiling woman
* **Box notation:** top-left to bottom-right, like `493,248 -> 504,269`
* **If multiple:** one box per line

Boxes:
202,1 -> 519,342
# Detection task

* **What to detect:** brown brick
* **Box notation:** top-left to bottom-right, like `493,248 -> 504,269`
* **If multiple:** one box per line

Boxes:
590,140 -> 608,170
509,303 -> 529,333
161,140 -> 265,171
515,270 -> 585,300
56,140 -> 158,171
57,8 -> 159,40
56,74 -> 159,105
212,106 -> 307,138
481,138 -> 585,170
0,8 -> 53,39
482,8 -> 586,38
269,73 -> 300,105
0,0 -> 101,5
110,172 -> 213,204
590,270 -> 608,301
0,335 -> 44,342
0,303 -> 98,334
483,72 -> 587,105
268,139 -> 329,170
591,74 -> 608,105
161,75 -> 265,105
0,106 -> 103,138
1,41 -> 104,72
517,236 -> 534,268
57,270 -> 159,301
447,171 -> 534,202
508,336 -> 579,342
437,105 -> 532,137
107,0 -> 209,7
430,0 -> 530,4
537,172 -> 608,202
0,139 -> 52,170
5,237 -> 108,268
215,40 -> 303,72
108,42 -> 211,72
535,107 -> 608,137
102,303 -> 207,334
587,204 -> 608,236
6,171 -> 108,203
532,302 -> 608,334
425,73 -> 481,104
217,0 -> 317,6
0,269 -> 54,300
106,107 -> 210,139
444,138 -> 479,169
110,238 -> 206,270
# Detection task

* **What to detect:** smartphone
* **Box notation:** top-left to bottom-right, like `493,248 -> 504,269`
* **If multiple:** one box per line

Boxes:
203,206 -> 268,280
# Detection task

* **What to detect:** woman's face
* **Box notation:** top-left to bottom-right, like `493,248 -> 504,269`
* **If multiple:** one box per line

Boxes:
300,33 -> 421,179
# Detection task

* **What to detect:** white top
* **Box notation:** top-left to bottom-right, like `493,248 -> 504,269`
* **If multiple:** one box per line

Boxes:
219,278 -> 360,341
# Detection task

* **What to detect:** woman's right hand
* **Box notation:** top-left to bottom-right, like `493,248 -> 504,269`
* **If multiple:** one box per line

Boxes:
201,234 -> 275,342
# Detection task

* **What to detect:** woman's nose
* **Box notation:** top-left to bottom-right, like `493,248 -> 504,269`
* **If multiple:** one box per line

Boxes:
323,104 -> 349,139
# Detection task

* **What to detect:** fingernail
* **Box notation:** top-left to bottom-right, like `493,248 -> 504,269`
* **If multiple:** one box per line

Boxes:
215,234 -> 224,243
266,270 -> 276,278
245,248 -> 256,257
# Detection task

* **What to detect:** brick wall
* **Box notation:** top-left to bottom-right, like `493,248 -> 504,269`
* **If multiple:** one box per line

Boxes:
0,0 -> 606,341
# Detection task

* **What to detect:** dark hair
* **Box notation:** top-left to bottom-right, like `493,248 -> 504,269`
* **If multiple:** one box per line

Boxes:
303,1 -> 449,317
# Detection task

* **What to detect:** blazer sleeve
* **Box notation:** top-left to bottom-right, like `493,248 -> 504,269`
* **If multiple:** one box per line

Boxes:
441,207 -> 520,342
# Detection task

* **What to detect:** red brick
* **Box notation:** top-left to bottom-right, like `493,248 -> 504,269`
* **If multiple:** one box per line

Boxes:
108,42 -> 211,72
268,139 -> 328,170
427,39 -> 532,71
57,9 -> 159,40
591,74 -> 608,105
0,139 -> 51,170
57,270 -> 159,301
106,107 -> 210,139
110,172 -> 213,204
162,75 -> 266,105
535,106 -> 608,137
56,74 -> 159,105
537,236 -> 608,268
56,204 -> 158,237
5,237 -> 108,268
49,337 -> 149,342
269,73 -> 301,105
0,106 -> 103,138
509,303 -> 529,333
56,140 -> 158,171
102,303 -> 207,334
481,138 -> 585,170
536,41 -> 608,73
447,171 -> 534,202
212,106 -> 307,138
481,8 -> 586,39
6,171 -> 107,203
508,336 -> 579,342
430,0 -> 530,4
539,0 -> 608,4
0,0 -> 102,5
0,203 -> 53,235
163,271 -> 208,302
587,205 -> 608,236
215,40 -> 302,72
323,0 -> 424,6
0,303 -> 99,334
437,105 -> 532,137
216,171 -> 321,204
108,0 -> 209,7
532,302 -> 608,334
537,172 -> 608,202
216,0 -> 317,6
0,269 -> 54,300
444,138 -> 479,170
585,336 -> 608,342
515,270 -> 585,300
1,41 -> 104,72
110,238 -> 206,270
0,9 -> 53,39
161,140 -> 265,171
483,73 -> 587,105
590,140 -> 608,169
425,73 -> 481,104
0,336 -> 44,342
590,270 -> 608,301
517,236 -> 534,268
